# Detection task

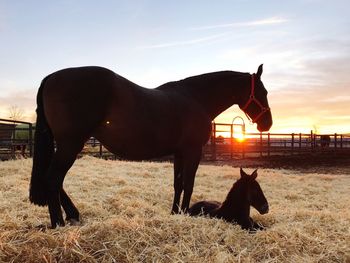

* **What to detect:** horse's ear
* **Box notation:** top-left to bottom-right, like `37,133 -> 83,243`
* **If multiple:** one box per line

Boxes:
257,64 -> 263,78
251,169 -> 258,180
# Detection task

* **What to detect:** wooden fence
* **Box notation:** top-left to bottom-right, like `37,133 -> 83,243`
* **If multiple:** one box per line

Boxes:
203,123 -> 350,161
1,119 -> 349,161
0,118 -> 33,160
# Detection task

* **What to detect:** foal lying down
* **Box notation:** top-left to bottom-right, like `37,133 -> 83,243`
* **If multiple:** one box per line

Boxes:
189,168 -> 269,231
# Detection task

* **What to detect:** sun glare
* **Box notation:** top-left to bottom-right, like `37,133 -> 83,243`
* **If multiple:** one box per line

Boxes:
233,131 -> 245,142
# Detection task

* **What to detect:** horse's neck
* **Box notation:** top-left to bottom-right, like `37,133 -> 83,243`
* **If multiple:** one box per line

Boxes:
215,187 -> 250,221
179,72 -> 249,120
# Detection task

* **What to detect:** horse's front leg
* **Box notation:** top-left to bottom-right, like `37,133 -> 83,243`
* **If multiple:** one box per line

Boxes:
180,146 -> 202,213
171,153 -> 183,214
238,217 -> 264,232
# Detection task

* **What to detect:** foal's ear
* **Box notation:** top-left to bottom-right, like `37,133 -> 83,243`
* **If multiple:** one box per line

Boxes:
240,167 -> 248,178
257,64 -> 263,78
251,169 -> 258,180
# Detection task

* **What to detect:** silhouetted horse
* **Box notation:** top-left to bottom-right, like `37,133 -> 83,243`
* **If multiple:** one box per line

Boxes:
30,65 -> 272,228
189,168 -> 269,231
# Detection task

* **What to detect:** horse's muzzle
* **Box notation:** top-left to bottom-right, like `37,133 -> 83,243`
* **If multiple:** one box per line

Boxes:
257,111 -> 273,132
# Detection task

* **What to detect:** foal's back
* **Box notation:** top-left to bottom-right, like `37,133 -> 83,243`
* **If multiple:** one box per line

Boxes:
188,201 -> 221,216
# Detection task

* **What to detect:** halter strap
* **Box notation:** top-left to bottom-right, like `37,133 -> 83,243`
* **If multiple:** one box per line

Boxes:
241,74 -> 270,123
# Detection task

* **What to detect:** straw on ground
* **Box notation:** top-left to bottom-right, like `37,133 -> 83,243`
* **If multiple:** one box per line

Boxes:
0,156 -> 349,262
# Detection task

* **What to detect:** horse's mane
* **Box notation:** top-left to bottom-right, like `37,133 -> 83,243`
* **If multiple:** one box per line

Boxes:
181,70 -> 244,83
156,71 -> 248,93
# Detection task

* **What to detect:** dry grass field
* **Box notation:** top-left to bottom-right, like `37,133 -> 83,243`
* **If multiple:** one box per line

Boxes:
0,156 -> 349,262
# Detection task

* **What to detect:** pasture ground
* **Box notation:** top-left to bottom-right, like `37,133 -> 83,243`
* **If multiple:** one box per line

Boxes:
0,156 -> 349,262
208,152 -> 350,175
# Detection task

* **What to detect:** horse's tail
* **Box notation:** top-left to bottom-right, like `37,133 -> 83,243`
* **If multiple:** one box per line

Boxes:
29,75 -> 54,206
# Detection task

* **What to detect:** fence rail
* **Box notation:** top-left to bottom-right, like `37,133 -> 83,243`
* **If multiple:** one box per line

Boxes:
1,119 -> 349,161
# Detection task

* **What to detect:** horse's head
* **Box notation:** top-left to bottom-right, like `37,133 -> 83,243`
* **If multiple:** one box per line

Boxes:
239,64 -> 273,132
239,168 -> 269,214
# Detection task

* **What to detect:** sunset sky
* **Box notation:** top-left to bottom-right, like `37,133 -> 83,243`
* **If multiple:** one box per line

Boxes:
0,0 -> 349,134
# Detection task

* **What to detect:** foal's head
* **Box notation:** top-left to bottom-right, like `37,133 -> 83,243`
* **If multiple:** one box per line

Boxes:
226,168 -> 269,214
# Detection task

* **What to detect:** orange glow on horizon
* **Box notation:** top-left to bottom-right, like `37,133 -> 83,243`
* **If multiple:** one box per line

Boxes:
214,104 -> 350,135
233,130 -> 245,142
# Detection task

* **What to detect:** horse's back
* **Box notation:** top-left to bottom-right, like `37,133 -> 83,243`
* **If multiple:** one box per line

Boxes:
41,66 -> 137,142
39,66 -> 212,159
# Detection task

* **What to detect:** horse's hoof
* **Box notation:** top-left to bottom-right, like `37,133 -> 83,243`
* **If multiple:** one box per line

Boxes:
171,209 -> 180,215
51,222 -> 65,229
67,218 -> 81,226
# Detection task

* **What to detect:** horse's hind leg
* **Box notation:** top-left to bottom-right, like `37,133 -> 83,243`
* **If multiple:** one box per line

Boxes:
60,189 -> 80,225
46,140 -> 84,228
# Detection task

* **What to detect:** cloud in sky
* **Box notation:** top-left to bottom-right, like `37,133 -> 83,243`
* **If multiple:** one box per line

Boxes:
322,96 -> 350,103
138,16 -> 288,50
216,82 -> 350,134
189,17 -> 288,31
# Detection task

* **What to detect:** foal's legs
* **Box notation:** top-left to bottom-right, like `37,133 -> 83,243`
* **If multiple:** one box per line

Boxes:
46,141 -> 83,228
249,217 -> 265,230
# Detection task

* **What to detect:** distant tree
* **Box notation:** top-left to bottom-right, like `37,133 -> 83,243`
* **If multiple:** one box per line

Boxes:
8,105 -> 24,122
29,111 -> 37,123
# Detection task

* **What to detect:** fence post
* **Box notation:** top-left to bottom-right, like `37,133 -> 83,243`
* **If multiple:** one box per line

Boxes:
267,133 -> 271,157
230,124 -> 233,159
211,123 -> 216,161
260,132 -> 263,157
99,142 -> 103,158
291,133 -> 294,155
313,132 -> 317,150
310,130 -> 313,151
334,133 -> 337,151
242,139 -> 245,159
340,135 -> 343,149
29,123 -> 33,157
299,133 -> 302,151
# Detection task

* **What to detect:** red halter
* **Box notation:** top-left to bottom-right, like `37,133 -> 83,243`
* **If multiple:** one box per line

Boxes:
241,74 -> 270,123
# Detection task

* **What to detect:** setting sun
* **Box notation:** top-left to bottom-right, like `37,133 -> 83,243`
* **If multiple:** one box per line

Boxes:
233,131 -> 245,142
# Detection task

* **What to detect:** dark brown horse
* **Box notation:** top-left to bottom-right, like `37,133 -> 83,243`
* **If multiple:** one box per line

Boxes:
188,168 -> 269,231
29,65 -> 272,228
